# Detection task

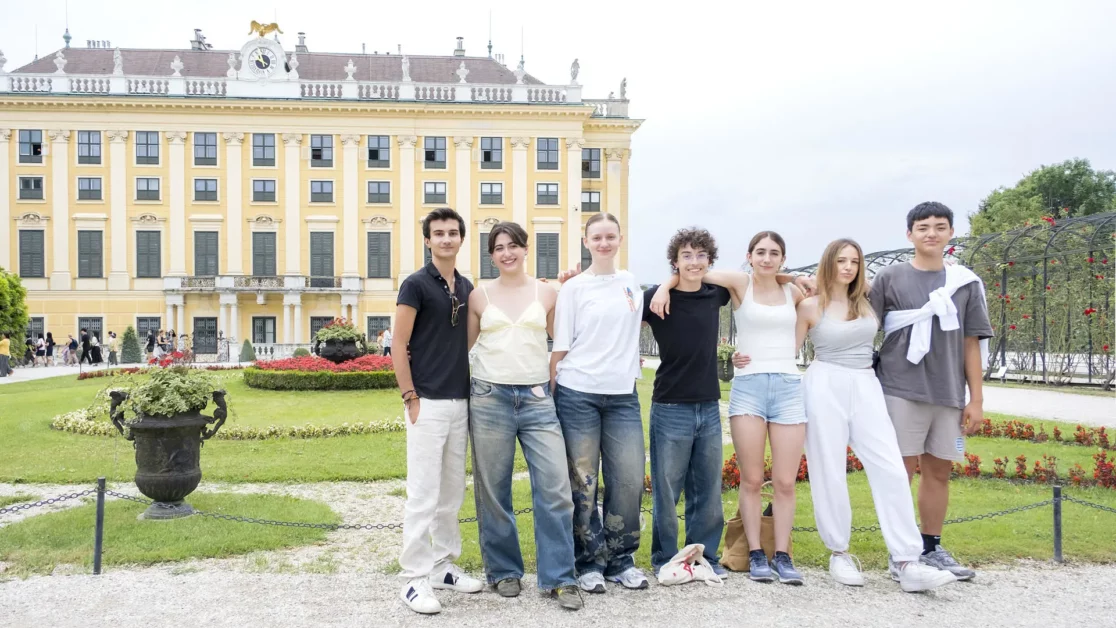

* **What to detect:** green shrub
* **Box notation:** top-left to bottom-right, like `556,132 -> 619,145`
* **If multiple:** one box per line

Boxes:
243,368 -> 398,391
120,326 -> 143,364
240,339 -> 256,362
292,348 -> 311,357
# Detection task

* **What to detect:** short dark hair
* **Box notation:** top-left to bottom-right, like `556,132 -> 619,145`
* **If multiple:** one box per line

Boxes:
906,201 -> 954,231
666,227 -> 718,272
80,328 -> 87,333
487,221 -> 528,254
422,208 -> 466,240
748,231 -> 786,257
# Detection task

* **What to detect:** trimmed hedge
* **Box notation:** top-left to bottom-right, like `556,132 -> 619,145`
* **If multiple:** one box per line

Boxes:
243,367 -> 397,391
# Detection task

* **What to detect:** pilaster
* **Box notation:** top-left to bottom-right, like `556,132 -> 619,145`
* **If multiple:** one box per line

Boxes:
48,129 -> 72,290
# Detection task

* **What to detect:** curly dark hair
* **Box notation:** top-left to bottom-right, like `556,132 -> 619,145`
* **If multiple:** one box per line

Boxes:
666,227 -> 718,273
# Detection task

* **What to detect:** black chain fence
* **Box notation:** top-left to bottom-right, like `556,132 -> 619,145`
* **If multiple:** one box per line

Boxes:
2,480 -> 1113,574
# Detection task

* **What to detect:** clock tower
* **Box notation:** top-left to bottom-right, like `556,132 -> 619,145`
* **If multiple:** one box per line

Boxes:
226,34 -> 300,98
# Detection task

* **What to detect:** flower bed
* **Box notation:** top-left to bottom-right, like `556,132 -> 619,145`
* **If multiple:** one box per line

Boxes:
254,354 -> 393,373
50,407 -> 404,440
719,448 -> 1116,491
77,367 -> 142,381
978,419 -> 1111,450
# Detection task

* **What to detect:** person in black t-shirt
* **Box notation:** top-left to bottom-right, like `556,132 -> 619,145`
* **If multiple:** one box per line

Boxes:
641,228 -> 731,578
391,208 -> 483,615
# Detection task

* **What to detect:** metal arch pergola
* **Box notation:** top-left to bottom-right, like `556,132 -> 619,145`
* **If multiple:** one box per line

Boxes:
785,212 -> 1116,386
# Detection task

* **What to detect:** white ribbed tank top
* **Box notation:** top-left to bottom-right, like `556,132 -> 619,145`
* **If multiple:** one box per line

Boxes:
733,281 -> 799,376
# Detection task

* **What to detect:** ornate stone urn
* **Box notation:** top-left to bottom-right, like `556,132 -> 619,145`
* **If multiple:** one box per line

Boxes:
315,337 -> 364,364
110,390 -> 228,519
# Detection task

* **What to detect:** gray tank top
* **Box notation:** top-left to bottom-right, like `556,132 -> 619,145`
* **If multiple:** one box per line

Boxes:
809,311 -> 877,369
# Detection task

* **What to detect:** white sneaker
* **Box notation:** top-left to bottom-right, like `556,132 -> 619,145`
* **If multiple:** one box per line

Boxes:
400,578 -> 441,614
898,560 -> 957,593
828,552 -> 866,587
606,566 -> 649,590
430,564 -> 484,593
578,571 -> 607,594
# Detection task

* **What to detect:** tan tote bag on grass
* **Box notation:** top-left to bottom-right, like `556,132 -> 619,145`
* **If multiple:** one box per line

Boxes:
721,482 -> 791,572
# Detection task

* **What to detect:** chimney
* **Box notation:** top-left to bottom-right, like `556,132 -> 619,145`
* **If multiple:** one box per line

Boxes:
454,36 -> 465,56
296,32 -> 309,53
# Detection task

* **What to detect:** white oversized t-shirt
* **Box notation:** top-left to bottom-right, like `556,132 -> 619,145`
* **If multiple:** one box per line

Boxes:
552,270 -> 643,395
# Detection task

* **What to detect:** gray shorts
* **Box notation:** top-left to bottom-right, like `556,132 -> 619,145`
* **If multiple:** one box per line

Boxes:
883,395 -> 965,462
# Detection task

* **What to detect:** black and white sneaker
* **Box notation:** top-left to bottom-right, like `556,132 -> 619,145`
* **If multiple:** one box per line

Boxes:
430,564 -> 484,593
400,578 -> 441,614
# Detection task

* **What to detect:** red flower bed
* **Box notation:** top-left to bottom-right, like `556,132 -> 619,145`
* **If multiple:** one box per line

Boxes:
255,354 -> 394,373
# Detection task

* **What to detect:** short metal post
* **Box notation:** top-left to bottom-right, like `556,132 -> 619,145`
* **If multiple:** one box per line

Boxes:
93,477 -> 106,575
1052,485 -> 1063,563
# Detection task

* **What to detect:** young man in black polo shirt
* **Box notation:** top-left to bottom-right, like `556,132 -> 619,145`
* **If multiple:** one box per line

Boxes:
392,208 -> 483,615
642,228 -> 732,578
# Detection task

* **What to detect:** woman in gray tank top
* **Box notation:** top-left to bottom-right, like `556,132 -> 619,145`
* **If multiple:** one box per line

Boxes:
796,239 -> 956,593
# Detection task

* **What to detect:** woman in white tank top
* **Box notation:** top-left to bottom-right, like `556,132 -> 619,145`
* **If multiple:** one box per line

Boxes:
652,230 -> 809,584
465,221 -> 582,609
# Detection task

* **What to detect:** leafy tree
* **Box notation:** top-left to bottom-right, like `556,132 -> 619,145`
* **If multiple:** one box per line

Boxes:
969,159 -> 1116,236
0,268 -> 29,336
120,326 -> 143,364
240,339 -> 256,362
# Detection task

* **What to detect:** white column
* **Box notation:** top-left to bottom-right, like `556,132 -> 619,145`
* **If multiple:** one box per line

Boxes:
48,130 -> 72,290
223,132 -> 245,275
341,134 -> 360,277
176,300 -> 185,335
219,302 -> 229,337
166,131 -> 187,276
606,149 -> 624,217
166,302 -> 174,329
107,130 -> 130,290
229,301 -> 240,344
398,136 -> 417,276
566,139 -> 584,271
0,130 -> 12,271
293,302 -> 303,344
282,302 -> 291,343
282,133 -> 302,276
510,137 -> 530,227
453,137 -> 473,278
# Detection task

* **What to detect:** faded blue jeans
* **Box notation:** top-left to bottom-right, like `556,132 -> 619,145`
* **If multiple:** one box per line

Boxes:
554,384 -> 644,577
649,401 -> 725,571
470,379 -> 577,591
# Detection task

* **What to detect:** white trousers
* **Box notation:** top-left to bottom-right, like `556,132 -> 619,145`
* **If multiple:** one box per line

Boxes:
399,398 -> 469,580
803,361 -> 923,563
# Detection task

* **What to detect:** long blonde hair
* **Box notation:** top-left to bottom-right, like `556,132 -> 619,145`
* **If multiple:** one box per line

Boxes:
817,238 -> 873,321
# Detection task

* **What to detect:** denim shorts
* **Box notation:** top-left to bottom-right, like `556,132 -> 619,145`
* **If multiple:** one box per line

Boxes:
727,373 -> 807,425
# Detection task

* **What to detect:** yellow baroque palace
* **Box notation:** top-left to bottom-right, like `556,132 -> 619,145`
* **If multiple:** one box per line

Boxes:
0,31 -> 640,357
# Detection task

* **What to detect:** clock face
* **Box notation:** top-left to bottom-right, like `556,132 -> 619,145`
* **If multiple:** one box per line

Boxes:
249,47 -> 276,76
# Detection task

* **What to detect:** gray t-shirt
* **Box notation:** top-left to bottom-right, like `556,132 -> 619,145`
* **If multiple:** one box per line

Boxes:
869,263 -> 993,409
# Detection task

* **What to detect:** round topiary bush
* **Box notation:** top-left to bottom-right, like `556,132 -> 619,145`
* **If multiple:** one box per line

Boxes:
240,339 -> 256,362
292,348 -> 311,357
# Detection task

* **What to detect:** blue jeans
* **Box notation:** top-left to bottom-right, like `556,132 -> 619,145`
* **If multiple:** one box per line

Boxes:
554,384 -> 644,577
470,379 -> 577,590
649,401 -> 725,571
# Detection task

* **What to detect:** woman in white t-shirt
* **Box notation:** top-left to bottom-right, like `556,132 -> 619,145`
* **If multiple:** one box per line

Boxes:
550,213 -> 648,594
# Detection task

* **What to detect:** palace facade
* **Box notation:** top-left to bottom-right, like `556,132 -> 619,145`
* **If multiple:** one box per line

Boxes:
0,31 -> 640,356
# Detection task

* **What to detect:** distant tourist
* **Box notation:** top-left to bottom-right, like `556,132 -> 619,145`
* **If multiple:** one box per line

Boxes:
45,332 -> 56,366
0,332 -> 11,377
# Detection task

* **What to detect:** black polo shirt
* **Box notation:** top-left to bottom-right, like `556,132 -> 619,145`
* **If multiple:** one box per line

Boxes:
642,284 -> 730,403
397,262 -> 473,400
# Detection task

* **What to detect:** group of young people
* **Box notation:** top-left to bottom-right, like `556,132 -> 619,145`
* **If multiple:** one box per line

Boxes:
391,201 -> 992,614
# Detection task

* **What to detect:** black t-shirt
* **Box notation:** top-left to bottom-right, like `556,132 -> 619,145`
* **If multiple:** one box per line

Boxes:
397,262 -> 474,400
642,284 -> 730,403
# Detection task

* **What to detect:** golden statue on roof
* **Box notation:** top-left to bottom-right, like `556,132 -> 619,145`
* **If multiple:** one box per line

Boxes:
249,21 -> 283,38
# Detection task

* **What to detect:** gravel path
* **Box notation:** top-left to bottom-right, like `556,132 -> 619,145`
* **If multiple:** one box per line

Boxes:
981,385 -> 1114,427
2,562 -> 1114,628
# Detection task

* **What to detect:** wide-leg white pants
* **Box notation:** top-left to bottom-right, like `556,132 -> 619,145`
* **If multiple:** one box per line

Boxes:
803,361 -> 922,563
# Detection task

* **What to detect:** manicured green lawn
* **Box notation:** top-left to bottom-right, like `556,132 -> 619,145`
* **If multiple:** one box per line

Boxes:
452,475 -> 1116,575
0,492 -> 336,576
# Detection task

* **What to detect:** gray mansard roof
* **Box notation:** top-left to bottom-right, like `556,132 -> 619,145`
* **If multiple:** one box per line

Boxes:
13,48 -> 547,85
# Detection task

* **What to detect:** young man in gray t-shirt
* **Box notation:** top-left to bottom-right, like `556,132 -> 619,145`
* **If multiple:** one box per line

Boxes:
868,202 -> 993,581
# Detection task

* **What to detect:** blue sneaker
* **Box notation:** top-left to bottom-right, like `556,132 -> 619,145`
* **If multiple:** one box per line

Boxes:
711,562 -> 729,578
772,552 -> 804,585
748,551 -> 774,583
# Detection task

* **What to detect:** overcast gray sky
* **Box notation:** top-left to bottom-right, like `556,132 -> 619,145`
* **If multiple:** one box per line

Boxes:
4,0 -> 1115,277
